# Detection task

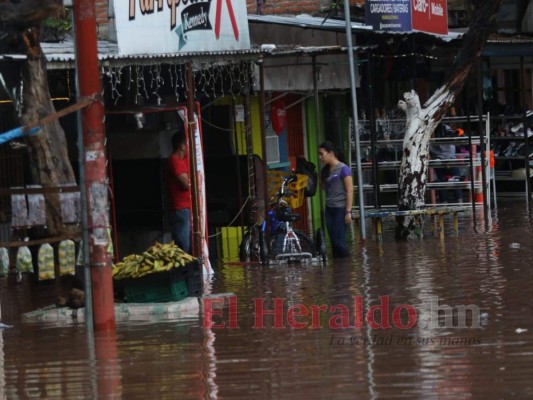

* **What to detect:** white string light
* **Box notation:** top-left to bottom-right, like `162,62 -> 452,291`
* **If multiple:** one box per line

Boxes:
127,66 -> 133,92
105,66 -> 123,105
372,52 -> 455,60
101,61 -> 257,105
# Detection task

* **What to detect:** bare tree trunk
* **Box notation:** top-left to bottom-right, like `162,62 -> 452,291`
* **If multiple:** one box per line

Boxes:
395,0 -> 503,240
395,91 -> 436,239
20,28 -> 76,236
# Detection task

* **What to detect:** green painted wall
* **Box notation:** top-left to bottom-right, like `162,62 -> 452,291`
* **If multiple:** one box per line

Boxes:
304,96 -> 325,232
304,94 -> 352,233
213,96 -> 263,157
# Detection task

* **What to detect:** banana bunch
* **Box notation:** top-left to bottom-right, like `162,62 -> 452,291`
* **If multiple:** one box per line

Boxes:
112,242 -> 196,280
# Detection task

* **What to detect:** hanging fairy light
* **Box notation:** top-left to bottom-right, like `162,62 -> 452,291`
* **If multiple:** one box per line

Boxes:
105,66 -> 123,105
101,60 -> 257,106
135,65 -> 149,104
127,66 -> 133,92
197,65 -> 209,98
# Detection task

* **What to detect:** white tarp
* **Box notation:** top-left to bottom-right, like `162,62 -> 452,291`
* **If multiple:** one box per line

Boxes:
178,106 -> 213,278
114,0 -> 250,55
258,55 -> 360,91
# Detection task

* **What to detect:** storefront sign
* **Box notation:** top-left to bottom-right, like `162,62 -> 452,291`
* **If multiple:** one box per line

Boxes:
365,0 -> 448,35
365,0 -> 412,32
411,0 -> 448,35
114,0 -> 250,55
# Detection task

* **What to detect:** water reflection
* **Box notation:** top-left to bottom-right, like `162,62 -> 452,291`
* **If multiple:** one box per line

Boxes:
0,201 -> 532,398
0,330 -> 4,398
201,327 -> 219,399
94,330 -> 121,398
360,247 -> 377,400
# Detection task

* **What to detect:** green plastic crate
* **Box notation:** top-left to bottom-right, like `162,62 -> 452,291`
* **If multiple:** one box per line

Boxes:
123,270 -> 189,303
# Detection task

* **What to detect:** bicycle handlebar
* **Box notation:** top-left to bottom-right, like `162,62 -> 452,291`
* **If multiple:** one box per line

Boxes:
270,169 -> 298,207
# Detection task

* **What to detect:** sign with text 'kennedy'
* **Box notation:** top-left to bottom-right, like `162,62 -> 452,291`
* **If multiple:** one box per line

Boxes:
411,0 -> 448,35
114,0 -> 250,55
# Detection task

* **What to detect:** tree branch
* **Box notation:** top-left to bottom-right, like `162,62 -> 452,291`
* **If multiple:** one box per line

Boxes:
0,0 -> 62,27
427,0 -> 502,104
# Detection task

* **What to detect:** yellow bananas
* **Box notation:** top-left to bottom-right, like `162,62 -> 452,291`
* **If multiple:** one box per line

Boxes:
112,242 -> 196,280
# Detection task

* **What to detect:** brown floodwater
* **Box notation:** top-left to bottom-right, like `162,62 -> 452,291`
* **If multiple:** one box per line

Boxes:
1,200 -> 533,399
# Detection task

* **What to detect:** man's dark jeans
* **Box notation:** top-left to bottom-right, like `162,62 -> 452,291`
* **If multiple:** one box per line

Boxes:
172,208 -> 191,253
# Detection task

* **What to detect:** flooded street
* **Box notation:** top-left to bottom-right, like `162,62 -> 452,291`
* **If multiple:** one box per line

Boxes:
2,200 -> 533,399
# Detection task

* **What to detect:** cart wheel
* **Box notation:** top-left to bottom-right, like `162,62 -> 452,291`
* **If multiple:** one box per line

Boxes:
315,228 -> 327,264
259,230 -> 269,266
239,232 -> 252,262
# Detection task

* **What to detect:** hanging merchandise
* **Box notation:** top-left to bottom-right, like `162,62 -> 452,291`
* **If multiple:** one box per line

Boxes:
0,248 -> 9,277
38,243 -> 55,280
16,246 -> 33,273
11,192 -> 29,228
296,157 -> 318,197
60,185 -> 81,224
27,185 -> 46,226
76,240 -> 84,267
58,240 -> 76,276
270,96 -> 287,135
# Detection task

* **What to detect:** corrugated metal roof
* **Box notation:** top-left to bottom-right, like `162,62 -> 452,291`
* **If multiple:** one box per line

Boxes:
249,13 -> 373,32
39,40 -> 262,69
0,41 -> 372,70
3,19 -> 529,68
3,41 -> 374,69
263,44 -> 376,57
487,34 -> 533,44
483,33 -> 533,56
248,14 -> 464,42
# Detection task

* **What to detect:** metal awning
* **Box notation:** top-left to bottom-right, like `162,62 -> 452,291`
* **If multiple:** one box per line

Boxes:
1,18 -> 528,69
483,34 -> 533,56
248,13 -> 373,32
1,40 -> 263,70
256,44 -> 377,91
248,14 -> 465,42
262,44 -> 376,57
1,41 -> 375,71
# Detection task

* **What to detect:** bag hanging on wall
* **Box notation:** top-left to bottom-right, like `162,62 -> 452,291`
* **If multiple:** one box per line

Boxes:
296,156 -> 318,197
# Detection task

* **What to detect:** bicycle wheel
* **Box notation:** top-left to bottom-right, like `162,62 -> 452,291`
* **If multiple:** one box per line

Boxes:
315,227 -> 327,264
239,231 -> 253,262
270,230 -> 314,260
239,227 -> 269,264
258,230 -> 269,266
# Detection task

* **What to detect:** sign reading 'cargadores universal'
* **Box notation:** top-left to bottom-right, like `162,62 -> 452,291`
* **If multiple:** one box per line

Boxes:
365,0 -> 448,35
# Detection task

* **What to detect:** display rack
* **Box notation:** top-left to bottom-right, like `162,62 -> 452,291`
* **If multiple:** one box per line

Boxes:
351,115 -> 493,209
490,112 -> 532,199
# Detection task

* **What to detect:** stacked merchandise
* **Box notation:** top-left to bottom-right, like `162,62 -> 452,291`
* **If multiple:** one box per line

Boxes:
113,242 -> 202,303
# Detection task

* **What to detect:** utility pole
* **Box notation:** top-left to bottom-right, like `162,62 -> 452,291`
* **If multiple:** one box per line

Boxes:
73,0 -> 115,331
343,0 -> 366,240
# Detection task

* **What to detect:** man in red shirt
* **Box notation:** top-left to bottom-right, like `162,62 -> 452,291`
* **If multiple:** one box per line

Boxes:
167,130 -> 192,253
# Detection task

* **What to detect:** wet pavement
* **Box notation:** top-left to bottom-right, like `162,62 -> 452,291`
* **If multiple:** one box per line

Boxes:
1,200 -> 533,399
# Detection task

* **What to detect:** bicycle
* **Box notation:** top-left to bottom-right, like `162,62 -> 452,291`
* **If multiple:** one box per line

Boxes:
268,170 -> 327,265
239,214 -> 269,266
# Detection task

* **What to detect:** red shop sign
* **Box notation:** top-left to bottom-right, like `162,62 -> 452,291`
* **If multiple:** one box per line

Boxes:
411,0 -> 448,36
271,97 -> 287,135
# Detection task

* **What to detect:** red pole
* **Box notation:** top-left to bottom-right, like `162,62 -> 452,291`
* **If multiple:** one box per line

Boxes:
73,0 -> 115,331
